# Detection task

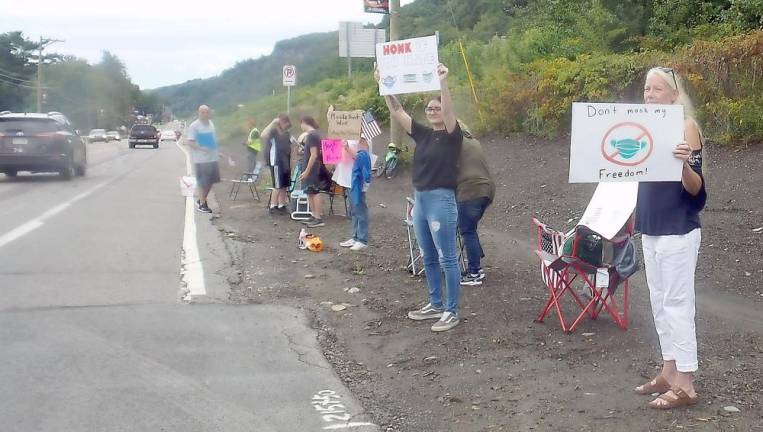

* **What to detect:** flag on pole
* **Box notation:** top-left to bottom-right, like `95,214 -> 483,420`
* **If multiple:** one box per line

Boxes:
360,110 -> 382,140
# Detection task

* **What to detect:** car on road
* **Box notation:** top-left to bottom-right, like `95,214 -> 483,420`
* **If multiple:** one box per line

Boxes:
159,130 -> 177,142
106,131 -> 121,141
0,111 -> 87,179
88,129 -> 108,143
129,124 -> 159,149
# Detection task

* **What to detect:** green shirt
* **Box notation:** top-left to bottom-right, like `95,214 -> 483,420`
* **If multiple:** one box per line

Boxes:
456,137 -> 495,203
247,127 -> 261,151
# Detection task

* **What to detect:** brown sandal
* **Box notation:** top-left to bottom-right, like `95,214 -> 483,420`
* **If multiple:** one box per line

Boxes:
634,375 -> 671,395
648,388 -> 698,410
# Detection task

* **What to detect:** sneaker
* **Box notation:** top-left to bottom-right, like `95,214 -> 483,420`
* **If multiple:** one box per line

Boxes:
477,268 -> 487,280
277,206 -> 289,215
407,303 -> 444,321
268,206 -> 278,216
197,203 -> 212,213
339,239 -> 356,247
431,311 -> 460,332
350,242 -> 367,251
460,273 -> 483,286
301,216 -> 317,225
305,218 -> 325,228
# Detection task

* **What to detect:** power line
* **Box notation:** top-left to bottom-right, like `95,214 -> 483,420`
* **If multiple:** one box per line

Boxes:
0,75 -> 38,89
0,67 -> 34,81
0,70 -> 36,84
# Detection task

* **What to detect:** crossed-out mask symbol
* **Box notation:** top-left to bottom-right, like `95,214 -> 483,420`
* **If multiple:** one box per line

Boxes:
600,122 -> 654,167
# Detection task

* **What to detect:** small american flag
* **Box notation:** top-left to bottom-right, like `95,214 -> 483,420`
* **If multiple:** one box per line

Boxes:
360,110 -> 382,140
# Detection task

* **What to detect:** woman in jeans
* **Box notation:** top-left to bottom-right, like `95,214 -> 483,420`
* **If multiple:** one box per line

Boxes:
376,63 -> 463,332
634,67 -> 707,409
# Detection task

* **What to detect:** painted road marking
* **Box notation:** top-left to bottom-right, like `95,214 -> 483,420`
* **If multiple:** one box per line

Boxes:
175,138 -> 206,298
0,181 -> 108,249
312,390 -> 378,430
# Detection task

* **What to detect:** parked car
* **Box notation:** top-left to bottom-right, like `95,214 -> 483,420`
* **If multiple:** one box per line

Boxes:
106,131 -> 121,141
128,124 -> 159,149
0,111 -> 87,179
88,128 -> 107,142
159,130 -> 177,142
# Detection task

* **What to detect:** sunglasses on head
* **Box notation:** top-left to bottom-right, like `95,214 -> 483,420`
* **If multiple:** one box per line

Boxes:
657,67 -> 678,89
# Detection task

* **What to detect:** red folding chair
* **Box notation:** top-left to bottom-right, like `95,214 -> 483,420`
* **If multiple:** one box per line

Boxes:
532,217 -> 631,334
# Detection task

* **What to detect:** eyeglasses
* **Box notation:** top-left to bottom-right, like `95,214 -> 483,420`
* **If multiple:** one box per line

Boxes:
658,67 -> 678,89
425,106 -> 442,113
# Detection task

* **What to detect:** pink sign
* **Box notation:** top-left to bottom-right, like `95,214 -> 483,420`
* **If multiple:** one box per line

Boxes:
321,139 -> 344,164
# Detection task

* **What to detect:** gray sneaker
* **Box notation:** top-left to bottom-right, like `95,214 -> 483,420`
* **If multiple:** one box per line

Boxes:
431,311 -> 460,332
407,303 -> 444,321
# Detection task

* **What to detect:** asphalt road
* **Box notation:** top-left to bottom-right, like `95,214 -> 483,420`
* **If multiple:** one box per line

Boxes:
0,136 -> 378,432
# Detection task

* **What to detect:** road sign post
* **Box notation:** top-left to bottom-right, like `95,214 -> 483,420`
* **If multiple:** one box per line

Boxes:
282,65 -> 297,114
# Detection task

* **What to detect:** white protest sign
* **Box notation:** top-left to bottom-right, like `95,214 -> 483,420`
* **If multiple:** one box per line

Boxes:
283,65 -> 296,87
569,102 -> 684,183
577,182 -> 637,240
375,35 -> 440,96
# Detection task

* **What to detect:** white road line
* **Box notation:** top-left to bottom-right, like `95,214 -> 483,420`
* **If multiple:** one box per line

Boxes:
322,423 -> 378,430
0,181 -> 108,249
175,138 -> 206,298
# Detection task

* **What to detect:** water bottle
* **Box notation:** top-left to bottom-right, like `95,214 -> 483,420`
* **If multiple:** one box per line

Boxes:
298,228 -> 307,250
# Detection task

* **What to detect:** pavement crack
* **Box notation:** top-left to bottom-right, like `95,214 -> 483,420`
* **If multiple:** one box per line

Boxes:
280,328 -> 330,370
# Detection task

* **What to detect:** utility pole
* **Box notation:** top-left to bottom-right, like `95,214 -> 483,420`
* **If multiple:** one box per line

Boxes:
36,37 -> 63,112
389,0 -> 401,146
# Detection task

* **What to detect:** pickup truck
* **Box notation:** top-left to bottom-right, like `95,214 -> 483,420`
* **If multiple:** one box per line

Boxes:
128,124 -> 159,149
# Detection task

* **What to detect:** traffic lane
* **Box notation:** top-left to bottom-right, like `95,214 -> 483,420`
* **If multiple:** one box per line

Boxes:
0,304 -> 378,432
0,144 -> 185,310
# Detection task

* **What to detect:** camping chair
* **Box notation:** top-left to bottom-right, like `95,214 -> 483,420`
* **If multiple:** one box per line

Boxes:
288,164 -> 311,221
228,171 -> 260,201
321,182 -> 349,217
404,196 -> 467,276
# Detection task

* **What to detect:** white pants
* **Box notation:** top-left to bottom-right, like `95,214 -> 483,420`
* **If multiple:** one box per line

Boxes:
642,229 -> 701,372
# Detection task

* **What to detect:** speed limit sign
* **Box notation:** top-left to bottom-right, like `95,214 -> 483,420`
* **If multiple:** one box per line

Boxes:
283,65 -> 297,87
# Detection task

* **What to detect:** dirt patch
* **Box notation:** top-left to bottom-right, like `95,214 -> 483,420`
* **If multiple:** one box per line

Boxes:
214,135 -> 762,431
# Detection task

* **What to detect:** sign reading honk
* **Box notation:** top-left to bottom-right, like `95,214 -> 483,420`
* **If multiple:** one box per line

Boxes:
569,102 -> 685,183
376,35 -> 440,96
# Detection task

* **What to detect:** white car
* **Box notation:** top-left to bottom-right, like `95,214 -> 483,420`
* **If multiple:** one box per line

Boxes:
160,130 -> 177,141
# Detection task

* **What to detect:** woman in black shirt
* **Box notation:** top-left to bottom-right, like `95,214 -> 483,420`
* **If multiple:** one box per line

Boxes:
634,67 -> 707,409
376,63 -> 464,332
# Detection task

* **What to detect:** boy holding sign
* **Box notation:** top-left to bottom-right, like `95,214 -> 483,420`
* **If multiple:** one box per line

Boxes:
339,136 -> 372,251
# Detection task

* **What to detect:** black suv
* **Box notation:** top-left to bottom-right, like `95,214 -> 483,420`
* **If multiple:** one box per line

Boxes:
129,124 -> 159,149
0,111 -> 87,179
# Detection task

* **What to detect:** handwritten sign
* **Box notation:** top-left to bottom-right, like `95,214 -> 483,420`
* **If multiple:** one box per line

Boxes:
376,35 -> 440,96
578,182 -> 637,240
569,102 -> 684,183
327,110 -> 363,140
321,139 -> 344,164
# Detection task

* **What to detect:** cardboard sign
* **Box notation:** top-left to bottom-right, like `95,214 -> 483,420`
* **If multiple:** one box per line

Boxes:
569,103 -> 684,183
376,35 -> 440,96
327,110 -> 363,140
321,139 -> 344,164
577,182 -> 638,240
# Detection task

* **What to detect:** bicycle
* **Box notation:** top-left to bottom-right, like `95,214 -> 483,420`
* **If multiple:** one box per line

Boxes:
374,143 -> 402,179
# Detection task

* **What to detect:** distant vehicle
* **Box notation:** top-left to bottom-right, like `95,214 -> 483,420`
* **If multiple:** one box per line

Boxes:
0,111 -> 87,179
106,131 -> 121,141
160,130 -> 177,142
129,124 -> 159,149
88,129 -> 108,143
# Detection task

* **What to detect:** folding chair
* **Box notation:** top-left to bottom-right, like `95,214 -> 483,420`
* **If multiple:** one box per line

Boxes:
404,196 -> 467,276
286,164 -> 312,221
323,182 -> 349,217
228,171 -> 260,201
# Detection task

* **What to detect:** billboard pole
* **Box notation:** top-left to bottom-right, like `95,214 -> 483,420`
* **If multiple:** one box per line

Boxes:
346,22 -> 352,77
389,0 -> 401,147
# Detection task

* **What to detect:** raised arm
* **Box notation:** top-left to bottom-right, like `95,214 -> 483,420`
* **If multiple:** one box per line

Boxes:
437,64 -> 458,134
375,63 -> 412,134
260,118 -> 279,142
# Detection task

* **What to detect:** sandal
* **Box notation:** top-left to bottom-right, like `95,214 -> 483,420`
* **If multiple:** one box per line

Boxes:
648,388 -> 698,410
634,375 -> 671,395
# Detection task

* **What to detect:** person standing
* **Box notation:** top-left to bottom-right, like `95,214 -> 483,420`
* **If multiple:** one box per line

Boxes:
185,105 -> 220,214
244,118 -> 262,178
261,114 -> 293,215
377,63 -> 464,332
633,67 -> 707,410
339,136 -> 372,251
456,125 -> 495,286
297,116 -> 327,227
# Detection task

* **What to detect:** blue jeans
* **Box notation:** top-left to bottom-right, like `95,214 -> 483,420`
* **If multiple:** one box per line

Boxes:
458,197 -> 490,274
412,188 -> 460,314
351,192 -> 369,245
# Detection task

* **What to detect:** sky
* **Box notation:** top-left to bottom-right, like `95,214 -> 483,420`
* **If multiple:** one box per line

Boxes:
1,0 -> 414,89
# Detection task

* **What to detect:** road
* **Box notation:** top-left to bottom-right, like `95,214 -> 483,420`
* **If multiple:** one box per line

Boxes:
0,136 -> 378,432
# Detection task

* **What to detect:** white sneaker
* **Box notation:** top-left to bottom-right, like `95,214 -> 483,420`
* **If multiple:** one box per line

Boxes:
340,239 -> 356,248
431,311 -> 460,332
350,242 -> 368,251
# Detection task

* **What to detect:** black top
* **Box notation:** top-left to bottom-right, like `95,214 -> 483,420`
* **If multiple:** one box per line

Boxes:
635,149 -> 707,236
301,130 -> 324,178
408,120 -> 463,191
264,129 -> 291,168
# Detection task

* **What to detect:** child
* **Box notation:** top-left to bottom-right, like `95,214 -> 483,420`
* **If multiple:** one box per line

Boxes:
340,136 -> 372,251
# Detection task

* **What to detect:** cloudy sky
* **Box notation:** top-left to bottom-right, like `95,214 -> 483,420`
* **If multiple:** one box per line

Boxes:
1,0 -> 414,89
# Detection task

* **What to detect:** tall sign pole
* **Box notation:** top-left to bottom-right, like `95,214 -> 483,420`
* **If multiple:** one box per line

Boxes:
283,65 -> 296,114
36,37 -> 63,112
389,0 -> 401,147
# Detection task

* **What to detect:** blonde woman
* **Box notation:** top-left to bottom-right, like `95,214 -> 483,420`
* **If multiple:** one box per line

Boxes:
634,67 -> 707,409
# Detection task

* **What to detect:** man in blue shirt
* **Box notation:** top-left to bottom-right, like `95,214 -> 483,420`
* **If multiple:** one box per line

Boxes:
185,105 -> 220,213
339,136 -> 372,251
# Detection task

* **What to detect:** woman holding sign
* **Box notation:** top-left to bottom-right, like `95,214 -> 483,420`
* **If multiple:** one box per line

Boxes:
298,116 -> 328,228
634,67 -> 707,409
376,63 -> 464,332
